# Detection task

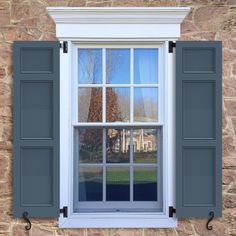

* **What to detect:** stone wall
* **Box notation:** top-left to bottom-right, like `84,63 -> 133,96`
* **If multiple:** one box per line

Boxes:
0,0 -> 235,235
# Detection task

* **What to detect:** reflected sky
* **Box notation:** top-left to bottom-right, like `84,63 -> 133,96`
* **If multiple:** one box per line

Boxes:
78,49 -> 102,84
106,49 -> 130,84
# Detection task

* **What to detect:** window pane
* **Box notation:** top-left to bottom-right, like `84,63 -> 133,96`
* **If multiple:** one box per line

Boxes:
134,88 -> 158,122
106,49 -> 130,84
134,167 -> 157,201
106,167 -> 130,201
77,128 -> 103,163
106,88 -> 130,122
78,49 -> 102,84
133,129 -> 157,163
106,128 -> 130,163
79,167 -> 103,201
134,49 -> 158,84
78,88 -> 102,122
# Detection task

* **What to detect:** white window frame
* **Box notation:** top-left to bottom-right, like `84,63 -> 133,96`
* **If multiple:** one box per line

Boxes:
47,7 -> 190,228
73,43 -> 163,212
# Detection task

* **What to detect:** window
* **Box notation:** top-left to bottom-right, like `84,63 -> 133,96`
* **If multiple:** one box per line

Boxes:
13,7 -> 222,230
72,46 -> 163,213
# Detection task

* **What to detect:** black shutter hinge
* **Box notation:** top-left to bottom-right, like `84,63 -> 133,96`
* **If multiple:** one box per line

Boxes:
168,41 -> 176,53
169,206 -> 176,217
60,41 -> 68,53
60,206 -> 68,218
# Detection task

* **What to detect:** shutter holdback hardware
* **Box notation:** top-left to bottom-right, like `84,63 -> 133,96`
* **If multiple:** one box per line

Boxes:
206,211 -> 214,230
22,211 -> 31,230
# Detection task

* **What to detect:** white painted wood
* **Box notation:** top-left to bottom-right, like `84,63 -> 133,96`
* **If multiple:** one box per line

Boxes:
47,7 -> 190,39
47,7 -> 190,24
59,215 -> 177,228
56,6 -> 183,228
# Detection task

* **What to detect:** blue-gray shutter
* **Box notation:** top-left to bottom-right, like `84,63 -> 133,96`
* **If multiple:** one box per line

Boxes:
176,41 -> 222,217
13,41 -> 60,218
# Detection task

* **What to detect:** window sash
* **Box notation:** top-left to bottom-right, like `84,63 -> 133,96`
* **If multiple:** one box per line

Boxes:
72,43 -> 164,212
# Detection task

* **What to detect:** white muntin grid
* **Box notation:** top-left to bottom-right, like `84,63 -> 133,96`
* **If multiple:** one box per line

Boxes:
72,43 -> 164,212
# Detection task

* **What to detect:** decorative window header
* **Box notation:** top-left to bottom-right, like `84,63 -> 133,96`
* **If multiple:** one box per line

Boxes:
47,7 -> 190,41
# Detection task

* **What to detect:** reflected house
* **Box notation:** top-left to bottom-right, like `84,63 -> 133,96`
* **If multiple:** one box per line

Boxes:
108,129 -> 157,153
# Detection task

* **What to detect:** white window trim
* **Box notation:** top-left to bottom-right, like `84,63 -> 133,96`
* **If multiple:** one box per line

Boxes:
47,7 -> 190,228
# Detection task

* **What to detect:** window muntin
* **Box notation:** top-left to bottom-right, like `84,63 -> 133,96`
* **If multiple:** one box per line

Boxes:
73,45 -> 163,213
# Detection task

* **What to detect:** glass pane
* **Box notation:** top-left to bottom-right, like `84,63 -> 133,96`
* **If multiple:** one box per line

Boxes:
78,88 -> 102,122
134,49 -> 158,84
134,88 -> 158,122
77,128 -> 103,163
134,167 -> 157,201
106,88 -> 130,122
78,49 -> 102,84
133,129 -> 157,163
106,128 -> 130,163
106,49 -> 130,84
106,167 -> 130,201
79,167 -> 103,201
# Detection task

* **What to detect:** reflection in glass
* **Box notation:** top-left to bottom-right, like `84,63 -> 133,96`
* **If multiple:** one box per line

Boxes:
78,88 -> 102,122
134,167 -> 157,201
134,88 -> 158,122
79,167 -> 103,201
106,88 -> 130,122
78,128 -> 103,163
134,49 -> 158,84
78,49 -> 102,84
106,167 -> 130,201
106,49 -> 130,84
106,128 -> 130,163
133,129 -> 157,163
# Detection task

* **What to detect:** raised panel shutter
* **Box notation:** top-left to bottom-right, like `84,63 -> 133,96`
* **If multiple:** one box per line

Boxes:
176,41 -> 222,217
13,41 -> 60,218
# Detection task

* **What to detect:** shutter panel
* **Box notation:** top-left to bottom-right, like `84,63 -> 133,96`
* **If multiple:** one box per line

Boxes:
176,41 -> 222,218
13,41 -> 60,218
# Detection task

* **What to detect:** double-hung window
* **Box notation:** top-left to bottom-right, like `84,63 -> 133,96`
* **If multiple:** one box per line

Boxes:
73,45 -> 163,213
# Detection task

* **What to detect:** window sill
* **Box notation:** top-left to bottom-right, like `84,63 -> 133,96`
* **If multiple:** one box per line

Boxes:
59,213 -> 177,228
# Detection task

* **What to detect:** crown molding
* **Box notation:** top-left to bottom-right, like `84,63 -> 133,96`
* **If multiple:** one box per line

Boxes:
47,7 -> 190,25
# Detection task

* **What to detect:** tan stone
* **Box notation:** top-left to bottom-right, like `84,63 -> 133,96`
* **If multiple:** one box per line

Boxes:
31,225 -> 54,236
111,228 -> 142,236
223,208 -> 236,230
87,228 -> 109,236
144,228 -> 176,236
180,32 -> 216,40
222,135 -> 236,156
223,169 -> 236,186
225,99 -> 236,116
12,224 -> 30,236
5,27 -> 42,41
0,198 -> 12,224
223,157 -> 236,169
11,4 -> 30,22
0,10 -> 10,27
191,218 -> 226,236
86,1 -> 112,7
66,229 -> 86,236
0,223 -> 10,233
176,219 -> 194,236
112,0 -> 148,7
0,68 -> 6,80
68,0 -> 88,6
224,194 -> 236,208
0,44 -> 12,67
194,6 -> 228,31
